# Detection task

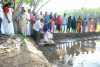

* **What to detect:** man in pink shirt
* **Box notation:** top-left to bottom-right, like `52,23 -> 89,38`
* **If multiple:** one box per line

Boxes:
30,12 -> 36,35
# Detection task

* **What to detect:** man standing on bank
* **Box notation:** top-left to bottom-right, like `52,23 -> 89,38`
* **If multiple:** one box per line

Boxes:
61,13 -> 67,33
49,12 -> 53,19
43,12 -> 49,23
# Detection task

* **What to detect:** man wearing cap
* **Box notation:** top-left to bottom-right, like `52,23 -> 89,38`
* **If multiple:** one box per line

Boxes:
61,13 -> 67,33
33,18 -> 46,44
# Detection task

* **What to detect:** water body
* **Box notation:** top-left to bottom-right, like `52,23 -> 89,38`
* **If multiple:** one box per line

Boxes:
39,37 -> 100,67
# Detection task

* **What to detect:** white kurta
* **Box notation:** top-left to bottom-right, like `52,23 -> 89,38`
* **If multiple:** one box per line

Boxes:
1,22 -> 5,34
26,12 -> 31,36
3,8 -> 14,35
44,31 -> 53,43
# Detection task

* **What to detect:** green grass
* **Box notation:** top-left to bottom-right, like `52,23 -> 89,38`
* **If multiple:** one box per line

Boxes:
96,22 -> 100,32
96,24 -> 100,32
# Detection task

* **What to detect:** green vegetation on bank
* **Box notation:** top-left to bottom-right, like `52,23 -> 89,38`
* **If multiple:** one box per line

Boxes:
55,7 -> 100,21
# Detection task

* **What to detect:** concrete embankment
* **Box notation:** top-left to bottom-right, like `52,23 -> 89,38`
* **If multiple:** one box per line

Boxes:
53,32 -> 100,41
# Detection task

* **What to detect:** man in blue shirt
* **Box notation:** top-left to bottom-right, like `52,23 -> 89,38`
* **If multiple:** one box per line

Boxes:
43,12 -> 50,23
43,22 -> 53,43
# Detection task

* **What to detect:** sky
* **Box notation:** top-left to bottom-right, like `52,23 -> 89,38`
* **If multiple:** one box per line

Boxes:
36,0 -> 100,13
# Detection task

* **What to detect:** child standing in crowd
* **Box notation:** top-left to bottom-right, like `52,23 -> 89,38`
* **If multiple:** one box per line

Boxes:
67,16 -> 72,32
56,15 -> 62,33
71,17 -> 76,33
82,17 -> 88,32
87,17 -> 92,32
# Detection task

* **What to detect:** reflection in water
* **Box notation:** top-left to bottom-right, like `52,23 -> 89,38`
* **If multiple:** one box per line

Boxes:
56,40 -> 96,57
49,39 -> 100,67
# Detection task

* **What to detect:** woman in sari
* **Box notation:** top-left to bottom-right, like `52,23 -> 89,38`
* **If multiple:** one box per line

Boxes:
92,18 -> 98,32
56,15 -> 62,33
76,18 -> 82,33
71,17 -> 76,33
87,17 -> 92,32
17,10 -> 28,36
67,16 -> 72,32
3,2 -> 14,35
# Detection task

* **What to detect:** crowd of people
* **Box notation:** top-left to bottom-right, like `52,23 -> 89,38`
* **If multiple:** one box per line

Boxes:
0,2 -> 99,44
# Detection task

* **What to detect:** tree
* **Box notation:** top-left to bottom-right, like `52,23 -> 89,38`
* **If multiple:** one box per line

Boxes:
57,7 -> 100,22
32,0 -> 41,12
13,0 -> 25,19
2,0 -> 20,7
3,0 -> 51,19
36,0 -> 51,13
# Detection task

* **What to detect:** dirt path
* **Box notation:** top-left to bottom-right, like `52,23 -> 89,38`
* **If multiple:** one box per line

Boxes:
0,37 -> 51,67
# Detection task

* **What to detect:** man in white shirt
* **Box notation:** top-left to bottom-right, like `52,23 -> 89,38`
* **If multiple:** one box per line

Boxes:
0,1 -> 4,41
33,18 -> 46,44
61,13 -> 67,33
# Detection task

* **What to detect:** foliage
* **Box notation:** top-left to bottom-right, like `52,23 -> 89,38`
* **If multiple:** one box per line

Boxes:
3,0 -> 42,7
3,0 -> 20,7
55,7 -> 100,21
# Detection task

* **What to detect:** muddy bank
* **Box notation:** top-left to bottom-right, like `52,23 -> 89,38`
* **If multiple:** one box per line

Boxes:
53,32 -> 100,41
0,36 -> 51,67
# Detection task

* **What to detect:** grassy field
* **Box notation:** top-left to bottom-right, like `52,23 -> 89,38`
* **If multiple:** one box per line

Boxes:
96,22 -> 100,32
96,24 -> 100,32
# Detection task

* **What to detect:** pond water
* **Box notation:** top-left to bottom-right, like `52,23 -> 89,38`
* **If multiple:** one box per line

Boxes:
39,37 -> 100,67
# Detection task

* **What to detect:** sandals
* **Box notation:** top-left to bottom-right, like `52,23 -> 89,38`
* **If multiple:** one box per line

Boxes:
44,41 -> 48,43
0,37 -> 5,40
2,35 -> 6,38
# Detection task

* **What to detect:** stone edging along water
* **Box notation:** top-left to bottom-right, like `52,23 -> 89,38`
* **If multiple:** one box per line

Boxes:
53,32 -> 100,41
